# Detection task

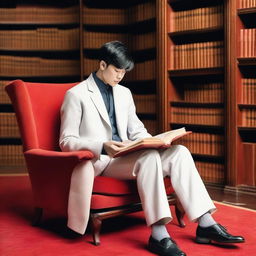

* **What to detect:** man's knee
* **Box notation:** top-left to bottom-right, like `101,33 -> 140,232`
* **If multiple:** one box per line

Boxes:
172,145 -> 191,157
135,149 -> 162,176
139,149 -> 160,162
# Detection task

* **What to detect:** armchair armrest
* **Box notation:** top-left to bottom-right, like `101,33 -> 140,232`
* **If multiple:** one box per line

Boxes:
23,149 -> 94,214
24,148 -> 94,161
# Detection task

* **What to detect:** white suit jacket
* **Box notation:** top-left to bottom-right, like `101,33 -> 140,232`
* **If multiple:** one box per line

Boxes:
59,73 -> 152,233
59,73 -> 152,172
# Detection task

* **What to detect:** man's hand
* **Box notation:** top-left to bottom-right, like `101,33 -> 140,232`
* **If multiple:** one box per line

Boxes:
103,141 -> 126,157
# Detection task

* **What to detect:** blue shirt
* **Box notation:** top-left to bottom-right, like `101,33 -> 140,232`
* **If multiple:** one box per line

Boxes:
92,72 -> 121,142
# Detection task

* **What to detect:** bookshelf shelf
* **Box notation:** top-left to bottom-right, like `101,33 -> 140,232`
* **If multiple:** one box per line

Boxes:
0,138 -> 22,145
168,0 -> 223,10
0,22 -> 79,27
0,104 -> 13,112
170,123 -> 224,133
238,104 -> 256,109
237,7 -> 256,16
137,113 -> 156,120
238,127 -> 256,143
170,101 -> 224,108
238,58 -> 256,66
168,68 -> 224,77
0,74 -> 79,78
0,51 -> 80,59
84,48 -> 156,62
169,26 -> 224,38
192,153 -> 225,163
238,127 -> 256,131
0,76 -> 80,83
84,18 -> 156,33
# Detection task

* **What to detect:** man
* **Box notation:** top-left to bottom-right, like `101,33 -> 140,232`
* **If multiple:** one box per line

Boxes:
59,41 -> 244,256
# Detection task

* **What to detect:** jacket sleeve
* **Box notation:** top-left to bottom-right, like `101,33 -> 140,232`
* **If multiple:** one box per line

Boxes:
59,90 -> 103,159
126,90 -> 152,140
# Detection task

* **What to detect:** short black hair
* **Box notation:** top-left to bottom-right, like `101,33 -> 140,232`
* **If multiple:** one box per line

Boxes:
98,41 -> 134,71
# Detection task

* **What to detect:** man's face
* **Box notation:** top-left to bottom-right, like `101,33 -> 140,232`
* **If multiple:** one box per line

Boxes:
101,62 -> 126,87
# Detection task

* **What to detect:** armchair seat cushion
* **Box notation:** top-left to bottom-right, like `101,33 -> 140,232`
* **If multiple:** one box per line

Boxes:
93,176 -> 137,196
91,177 -> 174,210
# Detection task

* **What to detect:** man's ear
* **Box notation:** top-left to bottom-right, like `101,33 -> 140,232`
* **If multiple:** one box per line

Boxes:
99,60 -> 107,70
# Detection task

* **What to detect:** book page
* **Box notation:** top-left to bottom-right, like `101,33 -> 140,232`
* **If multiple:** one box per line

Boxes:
154,127 -> 186,143
118,137 -> 163,152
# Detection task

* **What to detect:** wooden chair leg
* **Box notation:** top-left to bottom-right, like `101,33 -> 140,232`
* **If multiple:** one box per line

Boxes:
32,207 -> 43,226
175,200 -> 186,228
90,213 -> 102,246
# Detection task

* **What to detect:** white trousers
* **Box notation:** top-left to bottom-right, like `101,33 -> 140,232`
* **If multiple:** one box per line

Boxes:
67,145 -> 216,234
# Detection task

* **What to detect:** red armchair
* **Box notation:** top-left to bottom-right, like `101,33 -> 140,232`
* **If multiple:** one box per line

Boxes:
5,80 -> 185,245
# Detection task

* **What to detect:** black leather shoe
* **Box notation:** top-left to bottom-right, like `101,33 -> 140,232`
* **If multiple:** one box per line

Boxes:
196,224 -> 245,244
148,236 -> 186,256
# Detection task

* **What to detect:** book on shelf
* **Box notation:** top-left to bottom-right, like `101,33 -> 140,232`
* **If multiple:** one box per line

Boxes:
113,127 -> 192,158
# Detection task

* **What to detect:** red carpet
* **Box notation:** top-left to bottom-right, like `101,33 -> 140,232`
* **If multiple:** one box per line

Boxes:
0,175 -> 255,256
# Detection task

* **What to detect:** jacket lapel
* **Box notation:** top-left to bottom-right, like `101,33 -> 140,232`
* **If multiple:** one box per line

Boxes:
87,74 -> 111,128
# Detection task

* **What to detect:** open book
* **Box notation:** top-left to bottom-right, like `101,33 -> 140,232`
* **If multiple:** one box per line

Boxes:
113,127 -> 192,158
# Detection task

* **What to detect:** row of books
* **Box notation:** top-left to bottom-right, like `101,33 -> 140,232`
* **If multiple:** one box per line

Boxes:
1,28 -> 156,52
0,113 -> 19,138
171,107 -> 224,126
125,60 -> 156,81
0,145 -> 25,168
0,81 -> 11,104
84,7 -> 126,25
124,1 -> 156,23
169,41 -> 224,70
133,94 -> 156,114
195,161 -> 224,184
84,58 -> 99,76
183,83 -> 224,103
83,1 -> 155,25
83,32 -> 127,50
239,29 -> 256,57
1,56 -> 80,77
0,28 -> 79,51
177,132 -> 224,156
239,0 -> 256,9
84,58 -> 156,81
0,3 -> 155,25
169,5 -> 223,32
0,5 -> 79,24
83,31 -> 156,51
241,109 -> 256,127
242,78 -> 256,104
243,143 -> 256,186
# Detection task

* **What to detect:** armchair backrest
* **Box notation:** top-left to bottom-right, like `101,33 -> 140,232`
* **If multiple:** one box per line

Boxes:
5,80 -> 77,151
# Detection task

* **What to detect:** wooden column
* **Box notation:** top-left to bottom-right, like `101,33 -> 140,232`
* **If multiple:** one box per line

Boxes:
225,0 -> 239,186
79,0 -> 84,82
156,0 -> 168,132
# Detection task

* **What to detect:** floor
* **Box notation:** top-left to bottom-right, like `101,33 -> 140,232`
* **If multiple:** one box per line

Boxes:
207,186 -> 256,211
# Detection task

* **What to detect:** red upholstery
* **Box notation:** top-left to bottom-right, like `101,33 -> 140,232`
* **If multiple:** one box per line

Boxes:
5,80 -> 174,218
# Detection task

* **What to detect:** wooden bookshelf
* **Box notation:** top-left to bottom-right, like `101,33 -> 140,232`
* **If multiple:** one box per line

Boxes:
0,0 -> 81,174
82,0 -> 158,135
159,0 -> 226,185
0,0 -> 159,173
225,0 -> 256,191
